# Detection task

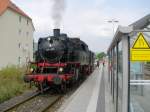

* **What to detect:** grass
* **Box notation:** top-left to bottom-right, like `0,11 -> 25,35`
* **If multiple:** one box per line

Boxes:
0,66 -> 33,103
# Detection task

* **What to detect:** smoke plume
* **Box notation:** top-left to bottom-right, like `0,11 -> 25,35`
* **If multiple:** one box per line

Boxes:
51,0 -> 66,28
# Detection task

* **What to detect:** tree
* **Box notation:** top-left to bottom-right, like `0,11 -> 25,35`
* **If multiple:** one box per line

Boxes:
96,52 -> 106,60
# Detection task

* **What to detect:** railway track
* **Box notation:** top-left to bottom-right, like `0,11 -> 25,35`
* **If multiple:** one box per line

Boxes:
0,90 -> 40,112
6,94 -> 62,112
0,79 -> 85,112
0,87 -> 62,112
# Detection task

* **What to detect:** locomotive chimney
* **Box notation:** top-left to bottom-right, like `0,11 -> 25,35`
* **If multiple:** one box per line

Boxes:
53,29 -> 60,37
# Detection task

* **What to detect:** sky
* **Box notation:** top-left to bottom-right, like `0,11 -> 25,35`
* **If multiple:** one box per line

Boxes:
11,0 -> 150,53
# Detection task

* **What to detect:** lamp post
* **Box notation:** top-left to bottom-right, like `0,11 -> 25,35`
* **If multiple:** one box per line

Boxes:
107,19 -> 119,36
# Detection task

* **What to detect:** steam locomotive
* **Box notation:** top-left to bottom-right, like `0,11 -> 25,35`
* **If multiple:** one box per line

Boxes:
24,29 -> 95,93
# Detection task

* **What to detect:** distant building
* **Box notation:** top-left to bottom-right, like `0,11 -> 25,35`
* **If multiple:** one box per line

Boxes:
33,41 -> 38,61
33,42 -> 38,53
0,0 -> 35,68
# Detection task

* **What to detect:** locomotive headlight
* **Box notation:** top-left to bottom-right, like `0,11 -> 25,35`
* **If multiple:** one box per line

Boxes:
30,68 -> 34,72
49,44 -> 52,47
47,38 -> 50,41
59,67 -> 63,72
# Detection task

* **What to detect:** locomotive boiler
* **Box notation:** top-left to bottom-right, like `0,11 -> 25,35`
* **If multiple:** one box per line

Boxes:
24,29 -> 95,93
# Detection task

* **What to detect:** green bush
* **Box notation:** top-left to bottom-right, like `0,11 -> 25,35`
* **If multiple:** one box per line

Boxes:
0,66 -> 32,103
96,52 -> 106,60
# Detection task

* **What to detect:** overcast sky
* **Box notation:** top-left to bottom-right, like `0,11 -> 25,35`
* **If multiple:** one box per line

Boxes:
12,0 -> 150,52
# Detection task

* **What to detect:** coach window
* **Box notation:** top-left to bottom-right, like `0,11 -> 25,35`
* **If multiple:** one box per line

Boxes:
117,41 -> 123,112
129,31 -> 150,112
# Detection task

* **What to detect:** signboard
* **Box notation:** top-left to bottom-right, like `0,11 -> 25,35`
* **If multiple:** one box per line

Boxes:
130,32 -> 150,61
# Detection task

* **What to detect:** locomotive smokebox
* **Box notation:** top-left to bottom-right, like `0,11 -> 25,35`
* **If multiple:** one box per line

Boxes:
53,29 -> 60,37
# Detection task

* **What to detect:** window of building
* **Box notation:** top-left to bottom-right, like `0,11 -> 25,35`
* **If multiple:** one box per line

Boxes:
25,44 -> 29,50
18,43 -> 21,48
19,16 -> 22,23
26,32 -> 29,37
18,57 -> 21,65
26,57 -> 29,63
26,44 -> 28,47
18,29 -> 21,35
27,20 -> 29,25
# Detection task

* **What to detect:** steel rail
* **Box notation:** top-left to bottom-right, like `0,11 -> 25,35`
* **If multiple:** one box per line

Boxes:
0,91 -> 40,112
0,87 -> 50,112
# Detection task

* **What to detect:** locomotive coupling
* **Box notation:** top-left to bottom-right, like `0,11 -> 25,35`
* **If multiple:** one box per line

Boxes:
53,76 -> 62,85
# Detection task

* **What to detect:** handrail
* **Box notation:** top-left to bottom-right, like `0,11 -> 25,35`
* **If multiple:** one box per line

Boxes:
130,80 -> 150,83
130,80 -> 150,85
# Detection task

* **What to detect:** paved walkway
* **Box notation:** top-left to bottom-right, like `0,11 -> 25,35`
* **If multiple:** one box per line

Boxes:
104,64 -> 113,112
57,65 -> 106,112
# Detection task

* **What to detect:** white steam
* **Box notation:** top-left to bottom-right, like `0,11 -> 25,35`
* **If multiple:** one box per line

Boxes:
51,0 -> 66,28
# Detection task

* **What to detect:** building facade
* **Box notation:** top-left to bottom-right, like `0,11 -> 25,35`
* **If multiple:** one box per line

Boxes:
0,0 -> 35,68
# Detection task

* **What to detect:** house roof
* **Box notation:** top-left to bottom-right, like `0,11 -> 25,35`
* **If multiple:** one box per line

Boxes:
0,0 -> 31,19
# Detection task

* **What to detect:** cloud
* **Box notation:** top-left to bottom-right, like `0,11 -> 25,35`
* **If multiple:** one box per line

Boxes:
12,0 -> 54,37
62,3 -> 148,52
11,0 -> 150,52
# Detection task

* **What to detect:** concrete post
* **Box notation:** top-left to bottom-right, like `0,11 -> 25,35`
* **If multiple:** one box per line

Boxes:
122,35 -> 129,112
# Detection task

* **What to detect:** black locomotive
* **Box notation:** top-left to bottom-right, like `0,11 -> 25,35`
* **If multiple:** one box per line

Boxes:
24,29 -> 95,93
36,29 -> 93,65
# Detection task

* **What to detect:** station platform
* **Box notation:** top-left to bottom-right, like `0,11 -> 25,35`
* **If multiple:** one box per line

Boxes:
57,64 -> 112,112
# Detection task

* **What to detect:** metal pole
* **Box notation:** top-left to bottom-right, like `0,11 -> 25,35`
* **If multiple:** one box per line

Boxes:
107,19 -> 119,36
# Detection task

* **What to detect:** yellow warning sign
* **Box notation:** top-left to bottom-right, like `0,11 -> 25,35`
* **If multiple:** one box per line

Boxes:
130,32 -> 150,61
130,49 -> 150,61
132,33 -> 150,49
